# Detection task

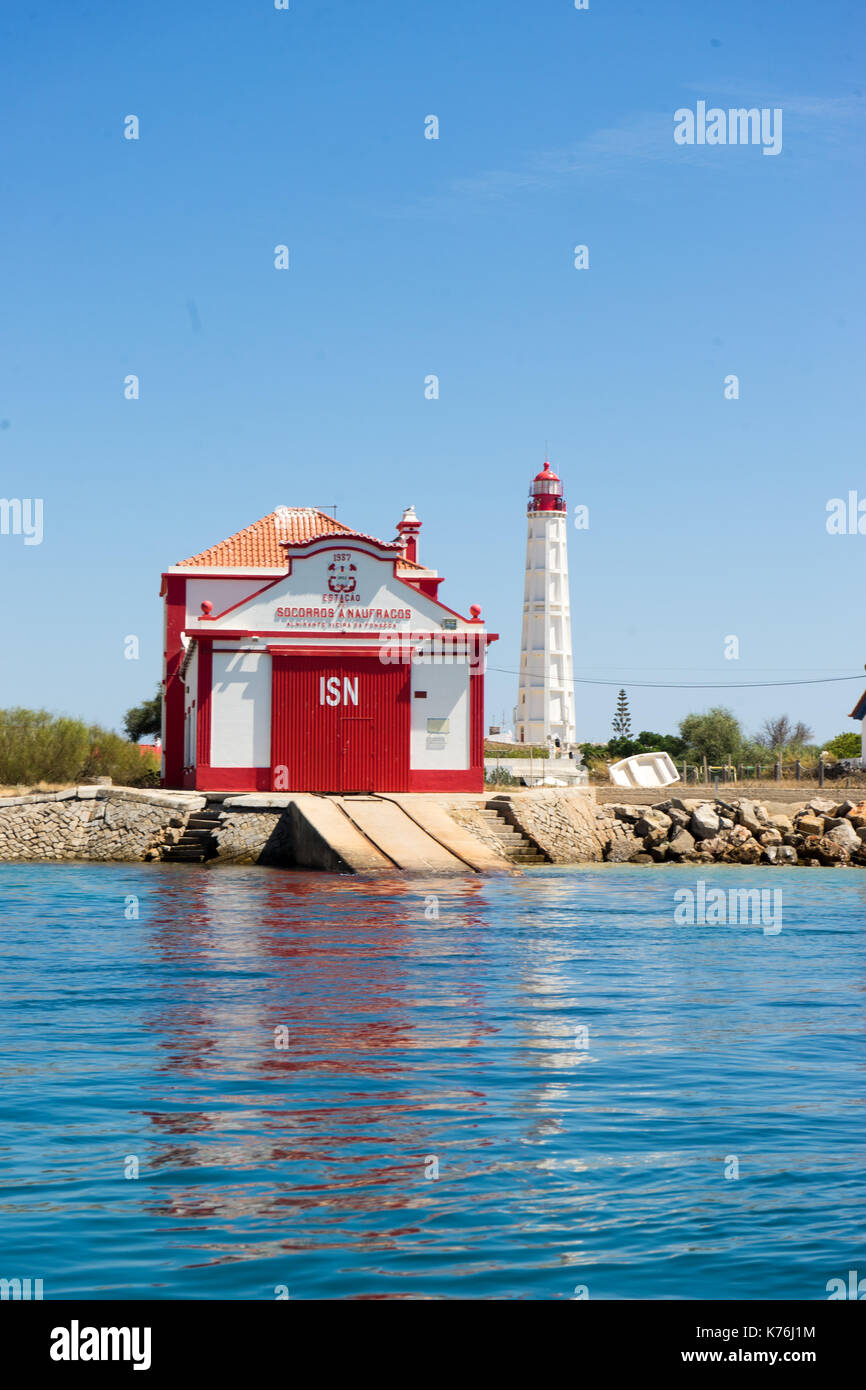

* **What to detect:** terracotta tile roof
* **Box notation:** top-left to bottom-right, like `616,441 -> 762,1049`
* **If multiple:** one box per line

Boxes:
175,506 -> 428,572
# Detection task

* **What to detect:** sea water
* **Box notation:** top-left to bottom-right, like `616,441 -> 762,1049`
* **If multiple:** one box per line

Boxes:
0,862 -> 863,1300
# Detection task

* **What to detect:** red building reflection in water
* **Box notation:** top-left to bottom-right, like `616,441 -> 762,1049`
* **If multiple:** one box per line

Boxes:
136,868 -> 499,1241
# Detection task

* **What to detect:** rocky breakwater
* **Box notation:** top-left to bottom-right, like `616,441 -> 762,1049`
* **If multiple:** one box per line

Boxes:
0,787 -> 206,861
601,795 -> 866,867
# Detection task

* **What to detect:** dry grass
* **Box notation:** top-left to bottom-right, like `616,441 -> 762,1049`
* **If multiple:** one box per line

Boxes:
0,781 -> 79,796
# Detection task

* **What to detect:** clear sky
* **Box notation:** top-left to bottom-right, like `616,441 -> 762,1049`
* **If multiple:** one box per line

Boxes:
1,0 -> 864,744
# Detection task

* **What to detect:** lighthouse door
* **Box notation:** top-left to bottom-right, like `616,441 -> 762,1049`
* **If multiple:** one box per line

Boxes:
339,716 -> 374,792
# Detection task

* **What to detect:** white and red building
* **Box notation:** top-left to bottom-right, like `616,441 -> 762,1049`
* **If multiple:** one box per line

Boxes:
160,505 -> 495,793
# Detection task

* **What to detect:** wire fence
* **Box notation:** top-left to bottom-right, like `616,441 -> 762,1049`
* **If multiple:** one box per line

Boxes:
665,758 -> 864,789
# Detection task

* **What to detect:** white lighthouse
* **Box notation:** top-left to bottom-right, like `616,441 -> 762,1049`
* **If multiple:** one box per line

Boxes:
515,460 -> 576,749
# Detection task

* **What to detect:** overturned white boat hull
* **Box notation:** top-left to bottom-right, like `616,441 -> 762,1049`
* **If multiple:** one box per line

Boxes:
608,751 -> 680,790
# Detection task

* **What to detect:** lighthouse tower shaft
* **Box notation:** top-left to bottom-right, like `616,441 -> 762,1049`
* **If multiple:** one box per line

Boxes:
516,462 -> 576,747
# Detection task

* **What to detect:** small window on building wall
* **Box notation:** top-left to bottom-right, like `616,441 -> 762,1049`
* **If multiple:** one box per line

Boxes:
427,718 -> 449,734
414,690 -> 427,699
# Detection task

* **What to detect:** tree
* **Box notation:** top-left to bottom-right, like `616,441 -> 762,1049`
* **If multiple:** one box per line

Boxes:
789,721 -> 814,749
607,730 -> 687,760
577,742 -> 609,765
123,686 -> 162,743
755,714 -> 814,753
822,731 -> 862,759
679,707 -> 743,764
612,689 -> 631,738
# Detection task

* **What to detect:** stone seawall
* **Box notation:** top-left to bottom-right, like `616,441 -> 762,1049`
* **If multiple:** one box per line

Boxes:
0,789 -> 302,866
483,789 -> 610,862
2,786 -> 864,871
0,788 -> 507,872
210,808 -> 295,865
0,788 -> 204,861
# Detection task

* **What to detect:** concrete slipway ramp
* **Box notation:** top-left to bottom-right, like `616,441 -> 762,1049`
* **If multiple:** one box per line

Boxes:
227,793 -> 513,874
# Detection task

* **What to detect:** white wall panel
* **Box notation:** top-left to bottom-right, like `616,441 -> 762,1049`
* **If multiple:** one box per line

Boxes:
410,662 -> 470,770
186,579 -> 268,625
210,651 -> 272,768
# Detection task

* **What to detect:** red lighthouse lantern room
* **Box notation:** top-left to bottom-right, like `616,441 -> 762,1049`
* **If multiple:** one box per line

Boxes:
528,461 -> 566,513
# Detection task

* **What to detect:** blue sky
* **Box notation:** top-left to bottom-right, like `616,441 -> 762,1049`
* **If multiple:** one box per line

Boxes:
1,0 -> 864,743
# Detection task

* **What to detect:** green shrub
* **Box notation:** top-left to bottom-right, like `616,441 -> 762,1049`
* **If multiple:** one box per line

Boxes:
83,729 -> 160,786
578,743 -> 609,764
0,708 -> 159,787
483,742 -> 548,758
822,731 -> 862,759
484,766 -> 524,786
0,708 -> 88,784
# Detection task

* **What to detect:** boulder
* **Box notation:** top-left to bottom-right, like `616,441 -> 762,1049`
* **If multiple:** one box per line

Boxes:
612,805 -> 644,824
825,820 -> 860,850
634,811 -> 672,838
767,814 -> 792,833
807,797 -> 837,815
605,836 -> 644,863
729,825 -> 754,845
690,804 -> 721,840
696,835 -> 726,857
667,827 -> 697,860
795,815 -> 824,837
719,815 -> 734,829
736,802 -> 764,835
758,828 -> 783,846
654,798 -> 691,814
726,839 -> 763,864
801,834 -> 850,866
632,852 -> 654,864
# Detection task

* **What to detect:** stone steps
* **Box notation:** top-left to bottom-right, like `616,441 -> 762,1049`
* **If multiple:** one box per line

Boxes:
162,808 -> 222,863
478,806 -> 549,864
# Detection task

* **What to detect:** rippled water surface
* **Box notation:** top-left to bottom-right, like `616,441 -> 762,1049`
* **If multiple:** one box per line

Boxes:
0,862 -> 863,1299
